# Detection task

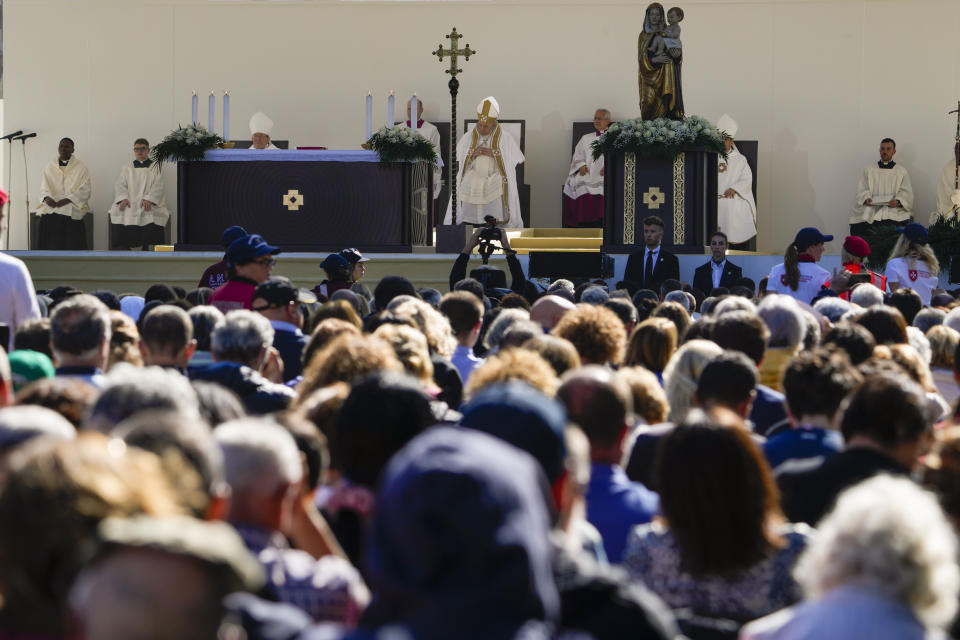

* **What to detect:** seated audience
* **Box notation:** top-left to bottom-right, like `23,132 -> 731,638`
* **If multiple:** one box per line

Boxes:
50,293 -> 112,389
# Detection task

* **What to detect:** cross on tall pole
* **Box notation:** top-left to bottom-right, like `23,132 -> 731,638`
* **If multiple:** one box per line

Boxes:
433,27 -> 477,225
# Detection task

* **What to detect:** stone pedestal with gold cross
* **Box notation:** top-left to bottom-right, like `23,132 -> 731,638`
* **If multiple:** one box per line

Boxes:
601,149 -> 718,254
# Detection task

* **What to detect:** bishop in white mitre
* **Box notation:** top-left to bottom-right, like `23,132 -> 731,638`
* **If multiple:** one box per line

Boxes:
405,98 -> 442,202
108,138 -> 170,249
443,97 -> 525,229
849,138 -> 913,234
716,114 -> 757,244
934,143 -> 960,221
37,137 -> 92,250
562,108 -> 610,227
249,112 -> 278,150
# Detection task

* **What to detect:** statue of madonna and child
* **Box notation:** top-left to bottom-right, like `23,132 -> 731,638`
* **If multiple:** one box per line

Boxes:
638,3 -> 685,120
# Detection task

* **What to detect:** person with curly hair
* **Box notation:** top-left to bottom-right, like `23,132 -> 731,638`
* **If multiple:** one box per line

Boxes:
464,348 -> 560,399
552,304 -> 627,366
297,334 -> 403,402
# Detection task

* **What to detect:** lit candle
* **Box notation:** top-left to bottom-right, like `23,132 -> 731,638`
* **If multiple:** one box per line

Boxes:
387,91 -> 395,128
365,92 -> 372,140
192,91 -> 198,126
208,91 -> 215,131
223,91 -> 230,141
411,93 -> 418,134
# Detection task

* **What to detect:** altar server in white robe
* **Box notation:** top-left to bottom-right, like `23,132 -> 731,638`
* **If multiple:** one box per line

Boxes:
934,143 -> 960,221
715,114 -> 757,244
849,137 -> 913,236
562,108 -> 610,228
108,138 -> 170,250
249,112 -> 278,150
406,98 -> 442,202
37,137 -> 92,250
444,97 -> 525,229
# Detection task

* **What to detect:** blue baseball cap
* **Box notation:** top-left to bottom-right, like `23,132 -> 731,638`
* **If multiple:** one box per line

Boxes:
220,225 -> 248,248
226,234 -> 281,267
319,253 -> 350,273
793,227 -> 833,250
896,222 -> 929,245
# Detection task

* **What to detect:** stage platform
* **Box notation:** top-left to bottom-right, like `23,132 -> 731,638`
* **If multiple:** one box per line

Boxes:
10,243 -> 847,296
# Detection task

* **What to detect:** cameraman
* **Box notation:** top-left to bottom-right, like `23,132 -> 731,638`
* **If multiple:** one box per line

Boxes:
448,224 -> 534,302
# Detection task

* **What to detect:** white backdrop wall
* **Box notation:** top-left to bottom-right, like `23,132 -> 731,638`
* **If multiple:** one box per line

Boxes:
3,0 -> 959,252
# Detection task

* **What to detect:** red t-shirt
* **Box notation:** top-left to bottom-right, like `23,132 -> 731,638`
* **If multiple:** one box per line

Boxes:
209,277 -> 257,313
199,259 -> 230,290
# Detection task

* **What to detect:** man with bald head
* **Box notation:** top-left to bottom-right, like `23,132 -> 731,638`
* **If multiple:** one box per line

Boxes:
557,366 -> 659,563
563,108 -> 611,228
530,295 -> 575,332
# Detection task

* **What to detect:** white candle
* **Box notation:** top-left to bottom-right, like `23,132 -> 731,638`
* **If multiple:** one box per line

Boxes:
365,92 -> 372,140
192,91 -> 198,126
208,92 -> 215,131
388,91 -> 395,128
223,91 -> 230,141
411,93 -> 418,134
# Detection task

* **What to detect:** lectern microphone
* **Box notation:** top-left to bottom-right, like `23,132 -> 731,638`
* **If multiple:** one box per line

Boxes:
13,133 -> 36,141
0,130 -> 22,141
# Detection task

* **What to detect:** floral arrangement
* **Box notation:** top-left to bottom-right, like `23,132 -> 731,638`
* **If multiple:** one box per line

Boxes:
150,124 -> 224,169
592,115 -> 726,160
366,125 -> 438,165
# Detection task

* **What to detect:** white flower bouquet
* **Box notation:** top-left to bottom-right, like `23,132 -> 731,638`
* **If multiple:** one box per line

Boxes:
592,115 -> 726,160
367,125 -> 438,165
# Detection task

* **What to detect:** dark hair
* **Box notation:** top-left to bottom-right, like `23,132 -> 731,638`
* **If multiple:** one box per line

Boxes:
520,334 -> 581,377
603,298 -> 638,333
659,278 -> 683,298
783,348 -> 862,420
625,317 -> 677,372
499,292 -> 531,311
13,318 -> 53,360
840,374 -> 929,446
60,137 -> 74,145
134,138 -> 150,147
141,306 -> 193,357
273,413 -> 329,492
650,301 -> 690,342
14,377 -> 98,428
557,369 -> 632,449
453,277 -> 485,303
90,290 -> 121,311
886,288 -> 923,325
642,215 -> 665,229
335,372 -> 434,487
440,291 -> 484,336
711,311 -> 768,366
190,381 -> 246,426
783,243 -> 801,291
855,306 -> 908,345
373,276 -> 418,312
144,284 -> 178,304
185,288 -> 213,306
710,230 -> 728,243
822,323 -> 876,365
881,137 -> 896,148
656,410 -> 783,577
50,295 -> 111,356
683,316 -> 715,343
695,352 -> 758,408
187,306 -> 223,352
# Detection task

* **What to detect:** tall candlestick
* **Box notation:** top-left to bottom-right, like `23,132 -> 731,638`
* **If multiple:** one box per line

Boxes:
222,91 -> 230,141
411,93 -> 418,134
192,91 -> 198,126
387,91 -> 395,128
208,92 -> 215,131
365,92 -> 372,140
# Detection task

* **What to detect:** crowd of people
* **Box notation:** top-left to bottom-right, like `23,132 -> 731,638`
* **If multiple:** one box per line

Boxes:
8,208 -> 960,639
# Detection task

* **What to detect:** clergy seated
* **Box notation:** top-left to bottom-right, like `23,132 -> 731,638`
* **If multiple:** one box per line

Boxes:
715,115 -> 757,246
934,144 -> 960,222
563,110 -> 611,228
108,138 -> 170,250
849,137 -> 913,237
35,137 -> 92,250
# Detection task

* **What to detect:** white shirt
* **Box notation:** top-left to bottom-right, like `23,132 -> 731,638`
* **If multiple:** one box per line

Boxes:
884,256 -> 937,306
710,259 -> 726,289
0,252 -> 41,350
766,261 -> 831,304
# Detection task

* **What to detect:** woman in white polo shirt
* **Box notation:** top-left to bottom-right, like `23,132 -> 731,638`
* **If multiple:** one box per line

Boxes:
885,223 -> 939,306
766,227 -> 833,304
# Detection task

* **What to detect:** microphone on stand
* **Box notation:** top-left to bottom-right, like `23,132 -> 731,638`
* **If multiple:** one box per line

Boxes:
13,133 -> 36,141
0,130 -> 22,141
13,134 -> 37,249
1,131 -> 19,249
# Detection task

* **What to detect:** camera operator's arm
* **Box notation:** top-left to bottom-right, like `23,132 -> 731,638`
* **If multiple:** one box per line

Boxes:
449,228 -> 484,291
499,230 -> 527,294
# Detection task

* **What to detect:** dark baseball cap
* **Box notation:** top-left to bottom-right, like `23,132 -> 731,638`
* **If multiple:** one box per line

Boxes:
220,225 -> 248,248
252,277 -> 317,310
793,227 -> 833,250
897,222 -> 929,245
226,234 -> 281,266
319,253 -> 350,272
339,248 -> 370,264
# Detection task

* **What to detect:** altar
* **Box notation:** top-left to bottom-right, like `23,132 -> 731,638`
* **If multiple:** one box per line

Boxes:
176,149 -> 434,252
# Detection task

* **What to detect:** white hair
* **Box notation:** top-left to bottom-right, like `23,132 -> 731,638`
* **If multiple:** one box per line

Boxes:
712,295 -> 756,316
943,307 -> 960,334
547,279 -> 575,295
757,294 -> 804,349
662,339 -> 724,422
850,283 -> 884,308
795,475 -> 959,629
913,308 -> 946,334
580,287 -> 610,305
211,310 -> 274,365
663,290 -> 690,312
484,308 -> 531,351
215,418 -> 302,495
85,364 -> 201,433
907,326 -> 932,365
813,297 -> 852,324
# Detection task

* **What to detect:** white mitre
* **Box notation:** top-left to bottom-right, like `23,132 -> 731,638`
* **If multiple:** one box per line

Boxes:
477,97 -> 500,122
249,111 -> 274,136
717,113 -> 738,139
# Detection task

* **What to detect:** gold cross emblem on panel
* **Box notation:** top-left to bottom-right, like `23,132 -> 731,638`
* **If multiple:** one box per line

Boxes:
282,189 -> 304,211
642,186 -> 666,210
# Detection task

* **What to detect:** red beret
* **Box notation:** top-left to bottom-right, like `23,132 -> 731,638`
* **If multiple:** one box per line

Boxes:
843,235 -> 870,258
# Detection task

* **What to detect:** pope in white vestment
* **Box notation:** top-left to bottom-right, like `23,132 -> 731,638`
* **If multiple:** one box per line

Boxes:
849,139 -> 913,231
443,97 -> 525,229
715,114 -> 757,243
108,139 -> 170,249
934,152 -> 960,221
249,112 -> 279,150
562,108 -> 610,227
37,137 -> 92,249
405,99 -> 442,201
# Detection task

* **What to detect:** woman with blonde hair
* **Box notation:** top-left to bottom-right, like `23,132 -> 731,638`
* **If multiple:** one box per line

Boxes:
927,324 -> 960,407
765,227 -> 833,304
662,339 -> 724,421
885,223 -> 939,306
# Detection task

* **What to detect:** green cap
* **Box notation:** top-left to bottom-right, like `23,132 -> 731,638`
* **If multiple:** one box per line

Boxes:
8,350 -> 55,392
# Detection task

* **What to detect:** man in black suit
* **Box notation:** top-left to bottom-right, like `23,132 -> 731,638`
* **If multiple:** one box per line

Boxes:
692,231 -> 743,295
623,216 -> 680,294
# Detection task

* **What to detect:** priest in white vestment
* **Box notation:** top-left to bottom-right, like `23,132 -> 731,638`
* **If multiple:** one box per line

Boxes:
249,112 -> 278,150
36,137 -> 92,250
849,137 -> 913,236
715,114 -> 757,244
108,138 -> 170,249
933,144 -> 960,222
562,108 -> 610,227
443,97 -> 525,229
405,98 -> 442,202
